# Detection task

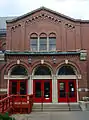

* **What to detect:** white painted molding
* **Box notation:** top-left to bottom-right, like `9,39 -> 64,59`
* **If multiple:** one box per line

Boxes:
57,75 -> 81,79
32,75 -> 52,79
4,75 -> 29,79
0,89 -> 7,92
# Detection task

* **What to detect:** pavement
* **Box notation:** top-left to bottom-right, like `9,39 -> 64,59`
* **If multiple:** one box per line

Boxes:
12,111 -> 89,120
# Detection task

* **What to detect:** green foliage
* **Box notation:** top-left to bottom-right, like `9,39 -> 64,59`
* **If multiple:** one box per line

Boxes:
0,112 -> 15,120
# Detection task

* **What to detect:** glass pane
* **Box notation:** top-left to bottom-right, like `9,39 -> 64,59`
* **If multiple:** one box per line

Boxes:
49,45 -> 56,51
11,66 -> 27,75
49,37 -> 56,44
59,82 -> 66,98
30,45 -> 37,51
68,82 -> 75,97
39,45 -> 47,51
39,37 -> 47,51
20,82 -> 26,95
12,82 -> 17,94
30,38 -> 37,44
30,38 -> 37,51
49,37 -> 56,51
35,82 -> 41,98
58,66 -> 75,75
44,82 -> 50,98
34,66 -> 51,75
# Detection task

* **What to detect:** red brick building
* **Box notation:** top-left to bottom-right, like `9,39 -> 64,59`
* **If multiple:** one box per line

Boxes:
0,7 -> 88,103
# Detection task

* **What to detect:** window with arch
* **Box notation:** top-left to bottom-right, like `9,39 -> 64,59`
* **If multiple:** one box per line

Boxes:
34,66 -> 51,75
30,33 -> 38,51
11,66 -> 28,75
58,65 -> 75,75
39,33 -> 47,51
30,32 -> 56,52
49,33 -> 56,51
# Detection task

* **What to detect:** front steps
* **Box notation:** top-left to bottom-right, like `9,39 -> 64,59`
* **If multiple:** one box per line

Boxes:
32,103 -> 81,112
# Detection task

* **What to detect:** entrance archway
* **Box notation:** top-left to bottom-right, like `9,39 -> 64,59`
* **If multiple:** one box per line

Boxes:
9,65 -> 28,97
57,64 -> 77,102
33,65 -> 52,103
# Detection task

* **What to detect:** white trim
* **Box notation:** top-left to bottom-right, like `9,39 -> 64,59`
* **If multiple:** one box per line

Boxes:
76,77 -> 79,102
4,75 -> 28,79
32,75 -> 52,79
47,36 -> 49,51
57,75 -> 81,79
0,89 -> 7,92
38,36 -> 39,51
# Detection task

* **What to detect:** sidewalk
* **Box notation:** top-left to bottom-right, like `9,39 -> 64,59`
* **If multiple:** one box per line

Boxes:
12,111 -> 89,120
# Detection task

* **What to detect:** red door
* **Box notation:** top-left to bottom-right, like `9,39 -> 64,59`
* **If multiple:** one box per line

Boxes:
33,80 -> 52,103
9,80 -> 27,101
58,80 -> 77,102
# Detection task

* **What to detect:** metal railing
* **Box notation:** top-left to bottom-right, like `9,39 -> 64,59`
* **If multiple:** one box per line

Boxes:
0,94 -> 33,114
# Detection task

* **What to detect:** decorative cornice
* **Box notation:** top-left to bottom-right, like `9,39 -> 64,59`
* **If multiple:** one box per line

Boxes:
5,51 -> 80,56
25,13 -> 61,25
65,23 -> 75,29
11,24 -> 21,30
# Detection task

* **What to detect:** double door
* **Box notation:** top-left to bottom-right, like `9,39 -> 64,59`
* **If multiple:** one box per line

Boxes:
33,80 -> 52,103
58,80 -> 77,102
9,80 -> 27,101
9,80 -> 27,95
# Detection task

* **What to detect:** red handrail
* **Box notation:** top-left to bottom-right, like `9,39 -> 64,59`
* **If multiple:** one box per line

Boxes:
0,95 -> 13,113
0,94 -> 7,100
0,94 -> 33,114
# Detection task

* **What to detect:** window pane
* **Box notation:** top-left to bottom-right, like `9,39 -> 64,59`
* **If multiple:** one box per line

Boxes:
12,82 -> 17,94
20,82 -> 26,95
35,82 -> 41,98
49,37 -> 56,51
58,66 -> 75,75
39,37 -> 47,51
68,82 -> 75,97
59,82 -> 66,98
49,45 -> 56,51
44,82 -> 50,98
30,38 -> 37,51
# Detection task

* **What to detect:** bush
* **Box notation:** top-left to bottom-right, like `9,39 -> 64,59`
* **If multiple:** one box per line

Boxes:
0,112 -> 15,120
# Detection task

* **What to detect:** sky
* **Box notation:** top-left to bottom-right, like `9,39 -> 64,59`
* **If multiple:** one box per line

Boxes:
0,0 -> 89,20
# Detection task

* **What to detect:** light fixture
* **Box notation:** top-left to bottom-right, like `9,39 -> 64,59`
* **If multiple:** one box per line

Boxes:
28,58 -> 32,64
52,56 -> 56,64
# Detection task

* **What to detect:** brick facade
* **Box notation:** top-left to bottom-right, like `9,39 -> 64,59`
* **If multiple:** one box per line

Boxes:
0,7 -> 89,101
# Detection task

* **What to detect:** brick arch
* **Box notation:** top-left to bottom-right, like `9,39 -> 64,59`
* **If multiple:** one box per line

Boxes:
30,33 -> 38,37
56,60 -> 81,75
48,32 -> 56,37
39,33 -> 47,37
4,61 -> 29,75
31,61 -> 53,75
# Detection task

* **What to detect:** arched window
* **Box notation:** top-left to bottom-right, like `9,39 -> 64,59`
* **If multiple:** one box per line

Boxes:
30,32 -> 56,52
39,33 -> 47,51
30,33 -> 38,51
58,65 -> 75,75
49,33 -> 56,51
11,66 -> 28,75
34,66 -> 51,75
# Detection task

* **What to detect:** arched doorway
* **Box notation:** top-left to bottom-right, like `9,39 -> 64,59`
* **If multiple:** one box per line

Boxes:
33,65 -> 52,103
57,65 -> 77,102
9,65 -> 28,97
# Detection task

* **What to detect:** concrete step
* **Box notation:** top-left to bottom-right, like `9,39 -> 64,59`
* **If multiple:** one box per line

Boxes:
32,103 -> 81,112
